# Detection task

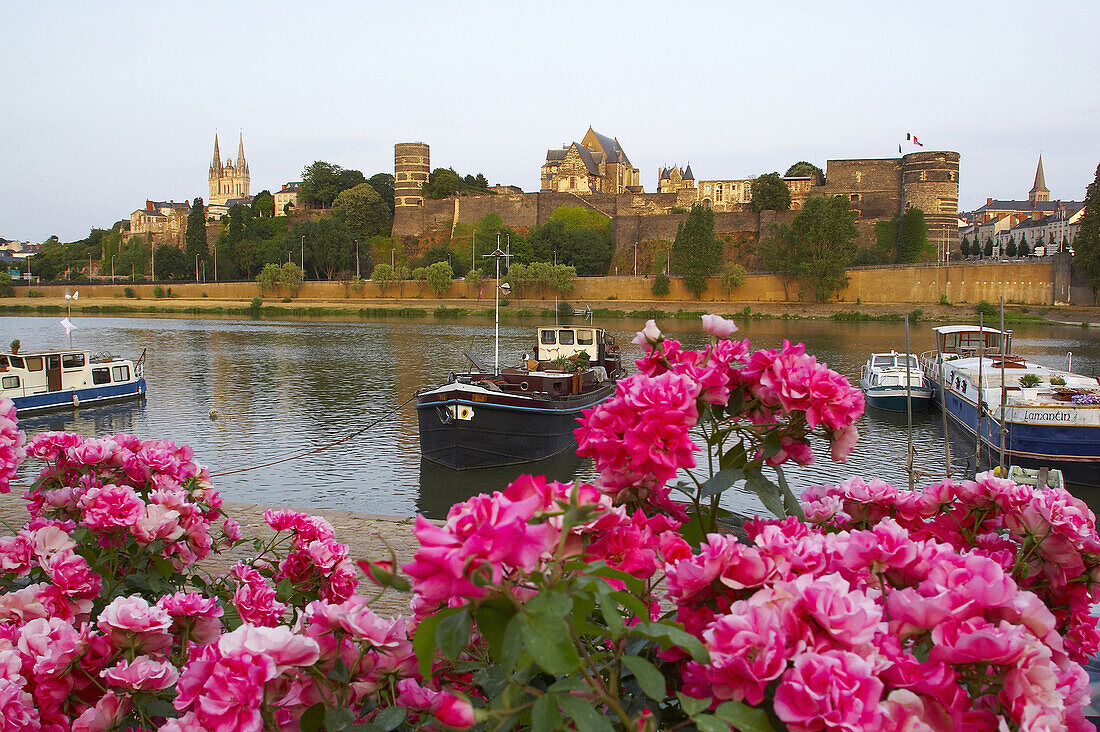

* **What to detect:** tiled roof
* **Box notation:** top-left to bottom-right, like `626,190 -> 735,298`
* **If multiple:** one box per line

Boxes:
974,200 -> 1082,214
545,149 -> 568,162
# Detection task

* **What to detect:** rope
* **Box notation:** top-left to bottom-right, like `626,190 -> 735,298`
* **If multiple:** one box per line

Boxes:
210,393 -> 418,478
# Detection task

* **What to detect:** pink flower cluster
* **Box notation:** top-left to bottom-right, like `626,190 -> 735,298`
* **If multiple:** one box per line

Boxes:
575,316 -> 864,513
264,509 -> 359,604
668,511 -> 1093,731
0,400 -> 25,494
803,472 -> 1100,663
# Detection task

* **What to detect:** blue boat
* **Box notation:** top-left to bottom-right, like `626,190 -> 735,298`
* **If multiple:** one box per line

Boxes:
0,348 -> 147,415
920,325 -> 1100,486
858,351 -> 932,412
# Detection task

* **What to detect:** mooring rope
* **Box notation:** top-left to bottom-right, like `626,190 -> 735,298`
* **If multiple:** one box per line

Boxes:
209,393 -> 419,478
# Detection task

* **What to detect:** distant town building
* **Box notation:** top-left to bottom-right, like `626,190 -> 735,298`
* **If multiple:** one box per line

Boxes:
129,200 -> 190,240
658,166 -> 818,211
657,165 -> 695,194
208,132 -> 251,212
274,182 -> 301,216
541,128 -> 642,194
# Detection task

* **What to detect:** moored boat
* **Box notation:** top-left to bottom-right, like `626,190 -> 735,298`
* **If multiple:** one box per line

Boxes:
416,325 -> 625,470
920,325 -> 1100,486
0,348 -> 147,414
859,351 -> 932,412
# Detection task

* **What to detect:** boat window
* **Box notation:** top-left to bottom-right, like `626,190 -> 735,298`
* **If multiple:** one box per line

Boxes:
92,368 -> 111,385
1,376 -> 17,389
872,356 -> 892,368
63,354 -> 85,369
558,331 -> 575,346
112,365 -> 130,382
24,357 -> 42,372
0,356 -> 7,367
540,330 -> 557,345
577,329 -> 594,345
9,356 -> 24,369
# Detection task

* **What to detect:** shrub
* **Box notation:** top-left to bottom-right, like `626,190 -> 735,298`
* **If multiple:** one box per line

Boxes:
556,300 -> 572,318
939,293 -> 950,305
26,289 -> 42,298
1051,375 -> 1067,386
282,296 -> 292,303
248,296 -> 263,311
153,285 -> 165,298
123,286 -> 136,298
909,308 -> 923,321
651,272 -> 671,296
1019,373 -> 1042,388
975,300 -> 997,318
0,273 -> 12,297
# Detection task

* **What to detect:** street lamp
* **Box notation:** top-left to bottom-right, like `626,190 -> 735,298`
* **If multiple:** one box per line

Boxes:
300,235 -> 305,274
355,239 -> 360,279
634,240 -> 637,277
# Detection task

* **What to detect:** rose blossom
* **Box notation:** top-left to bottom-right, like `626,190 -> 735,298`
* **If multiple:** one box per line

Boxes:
96,595 -> 172,652
701,314 -> 739,339
773,650 -> 884,731
100,655 -> 179,691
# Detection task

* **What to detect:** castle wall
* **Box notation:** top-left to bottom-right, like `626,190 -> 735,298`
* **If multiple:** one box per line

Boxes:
822,158 -> 901,220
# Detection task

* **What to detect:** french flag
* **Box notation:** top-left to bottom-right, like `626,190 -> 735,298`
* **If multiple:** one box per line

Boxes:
908,133 -> 924,147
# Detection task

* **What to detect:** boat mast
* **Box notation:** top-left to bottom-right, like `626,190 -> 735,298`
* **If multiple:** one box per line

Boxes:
905,315 -> 914,490
976,314 -> 985,474
999,297 -> 1008,474
486,234 -> 512,376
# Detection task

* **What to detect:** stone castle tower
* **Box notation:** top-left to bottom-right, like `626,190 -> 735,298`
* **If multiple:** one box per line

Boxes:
1029,155 -> 1050,203
393,142 -> 430,237
208,132 -> 250,206
900,151 -> 960,243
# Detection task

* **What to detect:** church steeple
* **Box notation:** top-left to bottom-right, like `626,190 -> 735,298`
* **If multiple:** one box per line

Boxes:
1029,155 -> 1050,204
210,134 -> 223,176
236,132 -> 248,175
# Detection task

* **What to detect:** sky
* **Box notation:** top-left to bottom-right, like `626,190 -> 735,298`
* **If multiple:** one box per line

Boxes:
2,1 -> 1098,243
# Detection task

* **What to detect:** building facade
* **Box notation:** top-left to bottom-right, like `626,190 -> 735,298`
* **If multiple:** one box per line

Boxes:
541,128 -> 641,194
208,133 -> 251,207
129,200 -> 190,240
274,182 -> 301,216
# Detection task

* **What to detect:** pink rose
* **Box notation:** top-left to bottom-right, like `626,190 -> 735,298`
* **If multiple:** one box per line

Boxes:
773,650 -> 884,731
219,624 -> 321,674
632,319 -> 662,347
701,314 -> 738,339
96,595 -> 173,652
829,424 -> 859,463
436,693 -> 477,728
100,655 -> 179,691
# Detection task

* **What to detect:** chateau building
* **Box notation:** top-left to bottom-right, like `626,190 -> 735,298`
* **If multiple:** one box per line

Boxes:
658,166 -> 816,211
208,133 -> 251,208
541,128 -> 642,194
657,165 -> 694,194
129,200 -> 189,240
274,182 -> 301,216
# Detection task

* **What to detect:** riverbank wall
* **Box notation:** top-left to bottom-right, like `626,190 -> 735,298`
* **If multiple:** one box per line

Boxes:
19,259 -> 1069,306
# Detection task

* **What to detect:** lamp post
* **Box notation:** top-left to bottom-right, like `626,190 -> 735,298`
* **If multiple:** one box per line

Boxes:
300,235 -> 305,274
355,239 -> 360,279
634,240 -> 637,277
213,247 -> 217,282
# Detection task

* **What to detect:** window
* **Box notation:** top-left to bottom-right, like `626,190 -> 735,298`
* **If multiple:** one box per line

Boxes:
1,376 -> 17,389
540,330 -> 557,345
850,194 -> 862,202
92,368 -> 110,385
112,365 -> 130,382
62,354 -> 85,369
920,171 -> 927,181
25,357 -> 42,372
0,356 -> 6,367
577,330 -> 594,345
9,356 -> 24,369
558,331 -> 575,346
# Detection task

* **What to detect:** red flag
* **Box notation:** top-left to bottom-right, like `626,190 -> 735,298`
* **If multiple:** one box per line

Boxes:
913,136 -> 923,147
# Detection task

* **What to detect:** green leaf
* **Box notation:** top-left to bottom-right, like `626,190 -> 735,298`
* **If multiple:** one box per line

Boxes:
299,703 -> 325,732
548,675 -> 586,693
140,698 -> 177,717
609,590 -> 651,621
152,554 -> 176,580
596,590 -> 625,638
472,665 -> 508,697
436,607 -> 471,660
519,613 -> 581,675
558,695 -> 615,732
761,431 -> 782,460
700,468 -> 744,497
531,694 -> 559,732
679,509 -> 708,547
745,469 -> 785,519
714,700 -> 778,732
327,657 -> 350,684
632,622 -> 709,663
373,706 -> 406,732
621,655 -> 666,700
413,606 -> 460,678
475,599 -> 515,663
719,438 -> 748,469
694,713 -> 733,732
324,708 -> 355,730
501,613 -> 525,674
676,693 -> 712,717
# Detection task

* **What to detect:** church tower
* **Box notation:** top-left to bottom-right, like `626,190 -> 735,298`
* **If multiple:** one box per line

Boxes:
208,132 -> 251,206
1029,155 -> 1050,204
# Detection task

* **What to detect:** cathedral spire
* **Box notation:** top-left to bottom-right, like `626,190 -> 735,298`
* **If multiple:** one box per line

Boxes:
1029,155 -> 1050,203
236,132 -> 248,174
210,134 -> 222,176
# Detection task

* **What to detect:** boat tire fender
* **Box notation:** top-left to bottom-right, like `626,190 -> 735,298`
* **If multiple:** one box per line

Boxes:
72,393 -> 79,408
447,371 -> 457,384
520,381 -> 529,391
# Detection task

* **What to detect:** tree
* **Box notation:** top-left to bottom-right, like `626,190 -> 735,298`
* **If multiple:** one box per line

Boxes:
1048,232 -> 1056,250
1018,238 -> 1030,257
1006,236 -> 1017,258
527,206 -> 613,275
300,161 -> 366,208
425,168 -> 463,199
784,161 -> 825,182
984,238 -> 994,258
717,262 -> 747,297
960,237 -> 971,258
414,246 -> 467,278
277,262 -> 304,296
1071,164 -> 1100,300
286,218 -> 357,280
257,263 -> 281,294
251,190 -> 275,218
671,205 -> 721,299
154,244 -> 189,280
759,196 -> 859,302
895,207 -> 933,263
368,173 -> 395,215
333,183 -> 389,238
184,198 -> 207,277
750,172 -> 791,212
370,263 -> 397,296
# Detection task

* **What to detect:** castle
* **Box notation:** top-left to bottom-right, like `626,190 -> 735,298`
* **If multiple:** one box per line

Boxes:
207,132 -> 251,213
394,138 -> 960,257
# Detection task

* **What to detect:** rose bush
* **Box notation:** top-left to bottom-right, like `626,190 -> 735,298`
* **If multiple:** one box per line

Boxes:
0,314 -> 1096,731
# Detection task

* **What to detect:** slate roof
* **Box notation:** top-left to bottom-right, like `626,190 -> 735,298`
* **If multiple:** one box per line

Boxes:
683,165 -> 694,180
974,200 -> 1081,214
545,149 -> 568,162
574,144 -> 603,177
587,128 -> 632,167
278,182 -> 301,193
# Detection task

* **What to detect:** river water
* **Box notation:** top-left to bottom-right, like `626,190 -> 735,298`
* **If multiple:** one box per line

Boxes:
0,314 -> 1097,519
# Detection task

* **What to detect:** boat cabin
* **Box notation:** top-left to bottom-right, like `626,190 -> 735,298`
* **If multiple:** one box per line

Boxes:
932,325 -> 1011,357
536,326 -> 612,364
871,353 -> 919,371
0,350 -> 137,399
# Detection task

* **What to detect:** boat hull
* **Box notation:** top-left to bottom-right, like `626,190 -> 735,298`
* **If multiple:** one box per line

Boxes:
12,379 -> 147,415
417,384 -> 614,470
862,386 -> 933,412
935,385 -> 1100,487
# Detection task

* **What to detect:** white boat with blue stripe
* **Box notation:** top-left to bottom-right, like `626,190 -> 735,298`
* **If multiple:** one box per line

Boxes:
859,351 -> 932,412
0,348 -> 147,414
